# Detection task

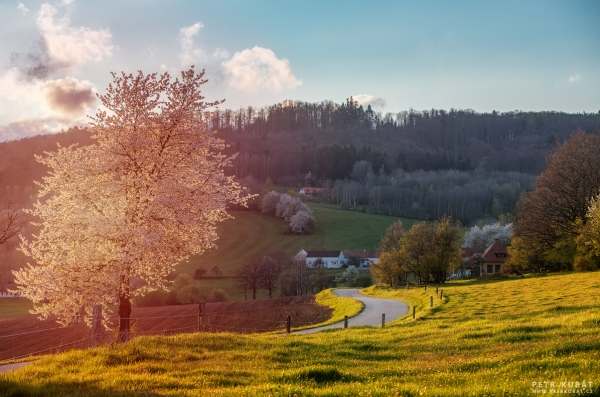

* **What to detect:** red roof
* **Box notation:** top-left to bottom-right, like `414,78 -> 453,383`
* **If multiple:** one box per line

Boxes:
300,187 -> 325,194
481,240 -> 510,263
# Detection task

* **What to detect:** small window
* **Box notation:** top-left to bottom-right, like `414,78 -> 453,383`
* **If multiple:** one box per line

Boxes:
487,264 -> 493,274
495,264 -> 501,273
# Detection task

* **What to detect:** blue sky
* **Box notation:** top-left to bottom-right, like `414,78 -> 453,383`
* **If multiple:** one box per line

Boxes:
0,0 -> 598,140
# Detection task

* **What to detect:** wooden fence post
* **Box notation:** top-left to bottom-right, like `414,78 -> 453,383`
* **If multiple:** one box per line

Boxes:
413,306 -> 416,319
198,303 -> 205,332
440,290 -> 443,299
344,315 -> 348,329
430,296 -> 433,307
382,313 -> 385,328
424,284 -> 427,291
286,316 -> 291,333
92,304 -> 102,348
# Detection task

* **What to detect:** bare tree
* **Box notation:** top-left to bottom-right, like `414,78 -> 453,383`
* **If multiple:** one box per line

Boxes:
258,256 -> 282,298
0,194 -> 27,245
235,255 -> 263,300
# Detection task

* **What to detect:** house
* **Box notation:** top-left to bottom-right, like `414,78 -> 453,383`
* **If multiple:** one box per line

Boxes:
296,249 -> 379,268
342,250 -> 379,267
297,250 -> 345,268
299,187 -> 325,196
479,240 -> 510,276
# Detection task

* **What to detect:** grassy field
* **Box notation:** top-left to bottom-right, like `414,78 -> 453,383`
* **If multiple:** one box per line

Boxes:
2,272 -> 598,396
177,203 -> 412,275
0,299 -> 32,320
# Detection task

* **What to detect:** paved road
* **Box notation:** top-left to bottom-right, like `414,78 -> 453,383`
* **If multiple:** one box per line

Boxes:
0,362 -> 30,373
297,289 -> 409,334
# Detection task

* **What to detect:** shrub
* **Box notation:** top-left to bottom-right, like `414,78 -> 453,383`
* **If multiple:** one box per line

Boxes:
212,288 -> 228,302
354,274 -> 374,288
194,267 -> 208,279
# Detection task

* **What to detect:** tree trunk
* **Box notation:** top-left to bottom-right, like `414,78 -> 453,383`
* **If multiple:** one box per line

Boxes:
118,273 -> 131,343
118,294 -> 131,343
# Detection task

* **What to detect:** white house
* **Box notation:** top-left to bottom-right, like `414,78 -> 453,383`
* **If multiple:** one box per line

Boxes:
296,249 -> 379,268
296,250 -> 345,268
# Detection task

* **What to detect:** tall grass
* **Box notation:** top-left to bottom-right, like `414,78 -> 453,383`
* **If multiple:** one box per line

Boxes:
1,272 -> 599,396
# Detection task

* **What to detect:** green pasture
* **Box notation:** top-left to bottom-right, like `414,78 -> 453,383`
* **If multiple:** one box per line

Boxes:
0,299 -> 32,320
177,203 -> 411,275
2,271 -> 598,396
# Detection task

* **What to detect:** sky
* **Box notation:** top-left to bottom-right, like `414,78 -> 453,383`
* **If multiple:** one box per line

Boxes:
0,0 -> 598,141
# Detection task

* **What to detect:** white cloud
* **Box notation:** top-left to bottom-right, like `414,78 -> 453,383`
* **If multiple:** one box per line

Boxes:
179,22 -> 204,66
18,2 -> 29,14
0,68 -> 95,141
353,94 -> 386,110
212,48 -> 229,59
0,2 -> 109,141
221,46 -> 302,92
36,3 -> 113,68
567,73 -> 581,83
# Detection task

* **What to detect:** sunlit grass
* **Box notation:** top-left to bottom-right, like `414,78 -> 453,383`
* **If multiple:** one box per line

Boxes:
2,272 -> 599,396
290,288 -> 364,331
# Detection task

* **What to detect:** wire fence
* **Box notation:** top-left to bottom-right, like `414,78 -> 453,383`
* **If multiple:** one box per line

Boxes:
0,303 -> 326,363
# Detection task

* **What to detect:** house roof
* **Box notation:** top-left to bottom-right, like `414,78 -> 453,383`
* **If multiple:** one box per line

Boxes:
304,250 -> 342,258
481,240 -> 509,263
343,250 -> 379,259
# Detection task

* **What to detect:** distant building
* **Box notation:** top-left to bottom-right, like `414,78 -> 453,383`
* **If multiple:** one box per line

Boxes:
296,249 -> 379,268
299,187 -> 325,196
480,240 -> 510,275
460,240 -> 510,278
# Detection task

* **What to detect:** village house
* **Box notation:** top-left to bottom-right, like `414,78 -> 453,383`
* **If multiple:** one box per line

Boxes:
460,240 -> 510,278
296,249 -> 379,268
299,187 -> 325,196
479,240 -> 510,276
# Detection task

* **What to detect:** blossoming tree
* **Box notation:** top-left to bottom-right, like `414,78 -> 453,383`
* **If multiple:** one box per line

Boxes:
13,68 -> 248,341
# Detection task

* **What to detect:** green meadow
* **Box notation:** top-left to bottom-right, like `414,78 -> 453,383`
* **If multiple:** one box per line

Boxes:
177,203 -> 412,275
2,272 -> 598,396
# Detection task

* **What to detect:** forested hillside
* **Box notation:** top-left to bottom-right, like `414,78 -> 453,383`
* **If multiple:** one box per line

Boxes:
213,99 -> 600,180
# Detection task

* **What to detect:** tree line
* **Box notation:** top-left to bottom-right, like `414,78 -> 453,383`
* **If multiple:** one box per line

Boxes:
315,165 -> 534,225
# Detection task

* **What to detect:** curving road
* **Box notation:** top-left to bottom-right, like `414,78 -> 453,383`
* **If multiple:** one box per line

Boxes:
296,289 -> 409,334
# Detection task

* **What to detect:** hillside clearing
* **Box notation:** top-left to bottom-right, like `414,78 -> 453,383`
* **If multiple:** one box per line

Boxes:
177,203 -> 411,275
1,272 -> 598,396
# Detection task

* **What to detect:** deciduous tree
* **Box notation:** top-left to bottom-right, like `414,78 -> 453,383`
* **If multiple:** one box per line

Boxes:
514,131 -> 600,269
13,68 -> 248,341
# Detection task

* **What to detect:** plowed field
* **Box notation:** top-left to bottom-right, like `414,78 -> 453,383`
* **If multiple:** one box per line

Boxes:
0,295 -> 331,362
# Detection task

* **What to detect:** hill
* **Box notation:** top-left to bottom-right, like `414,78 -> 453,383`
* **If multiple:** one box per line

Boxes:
177,203 -> 411,276
1,272 -> 597,395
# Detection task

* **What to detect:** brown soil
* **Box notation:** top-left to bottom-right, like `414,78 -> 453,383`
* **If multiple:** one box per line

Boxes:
0,295 -> 332,362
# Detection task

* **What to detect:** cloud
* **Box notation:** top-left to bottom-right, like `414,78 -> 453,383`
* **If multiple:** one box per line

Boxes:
0,67 -> 96,128
0,2 -> 108,141
353,94 -> 386,110
567,73 -> 581,83
179,22 -> 204,66
41,77 -> 96,117
36,3 -> 113,69
221,46 -> 302,92
18,2 -> 29,14
10,38 -> 66,80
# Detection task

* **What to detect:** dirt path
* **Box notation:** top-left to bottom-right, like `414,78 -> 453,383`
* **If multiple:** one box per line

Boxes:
296,289 -> 409,334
